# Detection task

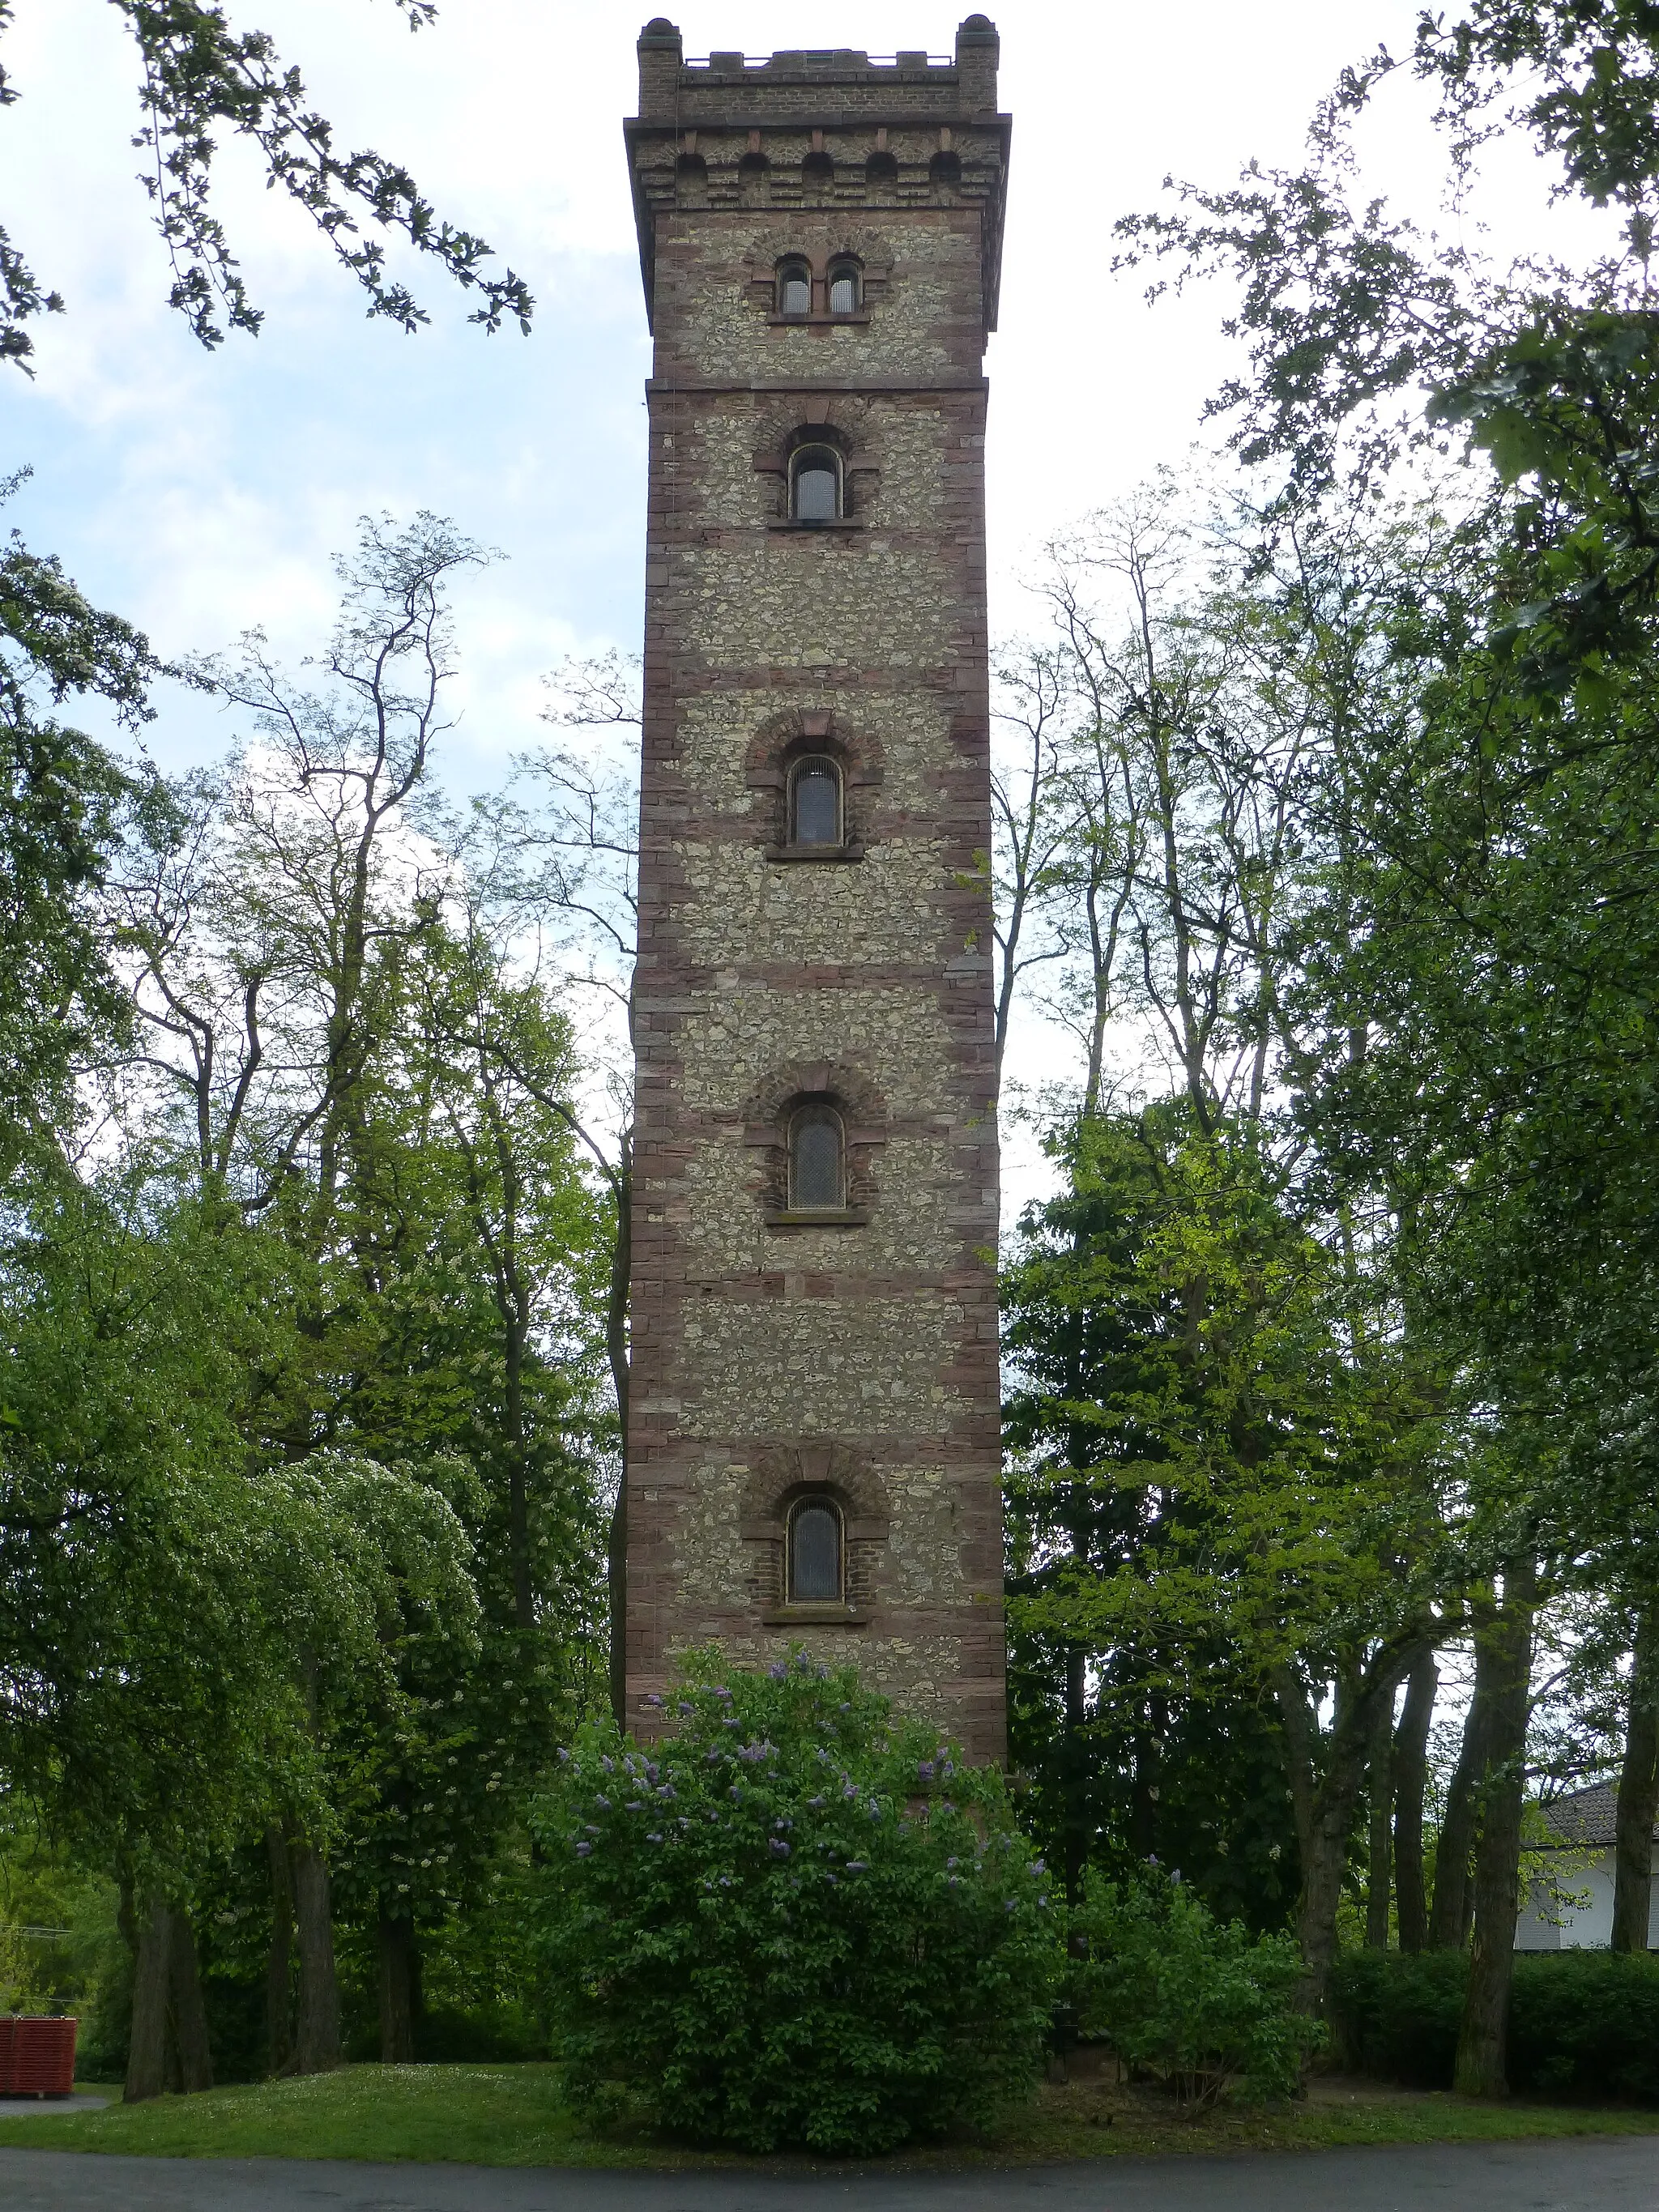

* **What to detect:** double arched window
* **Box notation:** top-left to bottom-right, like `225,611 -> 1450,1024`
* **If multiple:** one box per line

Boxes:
791,445 -> 842,522
787,1496 -> 843,1602
789,755 -> 842,847
788,1105 -> 845,1212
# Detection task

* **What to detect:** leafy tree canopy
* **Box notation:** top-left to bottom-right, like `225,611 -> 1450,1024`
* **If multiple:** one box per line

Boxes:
0,0 -> 534,370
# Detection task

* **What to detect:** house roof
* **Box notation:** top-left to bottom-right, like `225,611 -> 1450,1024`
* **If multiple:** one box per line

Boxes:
1537,1783 -> 1659,1848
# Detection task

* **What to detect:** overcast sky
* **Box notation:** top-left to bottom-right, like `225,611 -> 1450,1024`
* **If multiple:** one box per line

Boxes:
0,0 -> 1459,782
0,1 -> 1612,1191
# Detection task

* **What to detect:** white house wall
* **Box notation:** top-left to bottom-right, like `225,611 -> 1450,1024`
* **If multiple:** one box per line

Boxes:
1516,1845 -> 1659,1950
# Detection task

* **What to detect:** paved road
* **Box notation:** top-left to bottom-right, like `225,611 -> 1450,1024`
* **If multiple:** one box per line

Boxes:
1,2138 -> 1657,2210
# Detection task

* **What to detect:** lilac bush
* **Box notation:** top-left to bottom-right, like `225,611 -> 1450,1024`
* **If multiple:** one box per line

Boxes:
529,1651 -> 1060,2150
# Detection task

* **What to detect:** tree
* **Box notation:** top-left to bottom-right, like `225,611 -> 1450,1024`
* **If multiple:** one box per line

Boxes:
100,515 -> 615,2068
0,474 -> 155,1167
0,1 -> 533,370
1107,0 -> 1659,2077
1004,1106 -> 1452,2010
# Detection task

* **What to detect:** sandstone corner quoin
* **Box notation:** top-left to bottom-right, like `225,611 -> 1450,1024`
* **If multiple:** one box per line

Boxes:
619,17 -> 1011,1761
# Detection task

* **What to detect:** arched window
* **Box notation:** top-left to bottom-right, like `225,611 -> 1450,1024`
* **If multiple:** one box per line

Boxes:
791,445 -> 841,522
866,150 -> 898,186
777,259 -> 811,317
788,1496 -> 843,1602
789,755 -> 842,846
802,149 -> 835,187
930,149 -> 962,190
828,262 -> 860,315
788,1105 -> 845,1211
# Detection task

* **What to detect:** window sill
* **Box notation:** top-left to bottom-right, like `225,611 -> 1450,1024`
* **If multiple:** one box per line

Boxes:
762,842 -> 864,864
762,1605 -> 868,1626
767,313 -> 870,329
765,1209 -> 868,1230
767,518 -> 861,532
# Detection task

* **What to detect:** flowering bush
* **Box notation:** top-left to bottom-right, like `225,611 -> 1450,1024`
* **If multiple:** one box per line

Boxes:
1071,1869 -> 1320,2107
528,1651 -> 1060,2150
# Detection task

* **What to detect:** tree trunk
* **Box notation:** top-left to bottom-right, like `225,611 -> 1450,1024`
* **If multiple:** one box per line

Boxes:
378,1912 -> 420,2064
168,1911 -> 214,2093
1430,1665 -> 1491,1949
1454,1558 -> 1537,2098
1273,1663 -> 1378,2013
265,1823 -> 294,2075
288,1836 -> 342,2074
1393,1653 -> 1439,1954
1613,1604 -> 1659,1954
605,1142 -> 632,1731
607,1483 -> 628,1729
125,1892 -> 173,2104
1060,1642 -> 1089,1907
1366,1684 -> 1394,1949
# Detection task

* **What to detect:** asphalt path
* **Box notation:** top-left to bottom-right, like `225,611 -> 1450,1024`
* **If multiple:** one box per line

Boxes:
1,2138 -> 1657,2211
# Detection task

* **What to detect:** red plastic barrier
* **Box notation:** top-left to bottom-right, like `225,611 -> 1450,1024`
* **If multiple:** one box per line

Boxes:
0,2016 -> 77,2097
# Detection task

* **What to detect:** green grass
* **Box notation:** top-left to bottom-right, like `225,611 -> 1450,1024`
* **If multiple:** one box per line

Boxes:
1,2065 -> 1657,2169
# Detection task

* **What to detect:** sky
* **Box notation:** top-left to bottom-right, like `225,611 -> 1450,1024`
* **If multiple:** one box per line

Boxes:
0,0 -> 1450,786
0,0 -> 1608,1196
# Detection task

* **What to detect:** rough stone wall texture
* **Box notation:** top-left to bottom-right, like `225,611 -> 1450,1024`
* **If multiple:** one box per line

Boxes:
623,21 -> 1009,1764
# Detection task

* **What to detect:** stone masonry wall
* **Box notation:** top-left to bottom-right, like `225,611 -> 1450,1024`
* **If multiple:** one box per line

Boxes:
623,19 -> 1009,1763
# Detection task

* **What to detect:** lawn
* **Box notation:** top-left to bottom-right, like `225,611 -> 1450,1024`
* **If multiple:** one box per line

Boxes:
2,2065 -> 1659,2168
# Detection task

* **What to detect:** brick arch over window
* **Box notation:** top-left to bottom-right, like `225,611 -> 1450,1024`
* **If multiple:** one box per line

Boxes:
739,1443 -> 891,1617
744,1059 -> 886,1221
744,707 -> 884,858
751,399 -> 881,522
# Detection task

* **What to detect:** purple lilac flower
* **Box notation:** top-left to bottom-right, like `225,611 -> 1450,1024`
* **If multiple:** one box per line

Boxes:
842,1783 -> 859,1800
808,1796 -> 825,1809
600,1756 -> 615,1772
768,1661 -> 787,1679
846,1860 -> 868,1872
659,1784 -> 677,1799
1032,1858 -> 1046,1874
714,1687 -> 732,1702
770,1839 -> 791,1856
557,1748 -> 569,1762
647,1832 -> 663,1843
825,1873 -> 838,1885
595,1796 -> 611,1809
575,1842 -> 592,1856
917,1761 -> 935,1781
643,1693 -> 664,1707
625,1801 -> 644,1812
729,1786 -> 742,1801
946,1856 -> 958,1869
1005,1900 -> 1017,1912
679,1701 -> 696,1715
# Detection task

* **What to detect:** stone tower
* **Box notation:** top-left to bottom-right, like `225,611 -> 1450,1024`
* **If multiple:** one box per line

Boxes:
621,19 -> 1010,1763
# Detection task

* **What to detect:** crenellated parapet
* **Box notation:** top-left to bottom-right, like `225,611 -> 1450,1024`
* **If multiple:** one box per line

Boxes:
625,17 -> 1010,334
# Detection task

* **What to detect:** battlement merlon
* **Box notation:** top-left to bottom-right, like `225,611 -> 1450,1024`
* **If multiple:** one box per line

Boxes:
624,15 -> 1011,335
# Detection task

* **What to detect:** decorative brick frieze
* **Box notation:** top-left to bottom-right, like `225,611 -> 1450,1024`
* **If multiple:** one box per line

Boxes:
622,17 -> 1009,1765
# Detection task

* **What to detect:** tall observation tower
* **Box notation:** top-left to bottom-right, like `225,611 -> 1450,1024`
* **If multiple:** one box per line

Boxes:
619,19 -> 1011,1764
